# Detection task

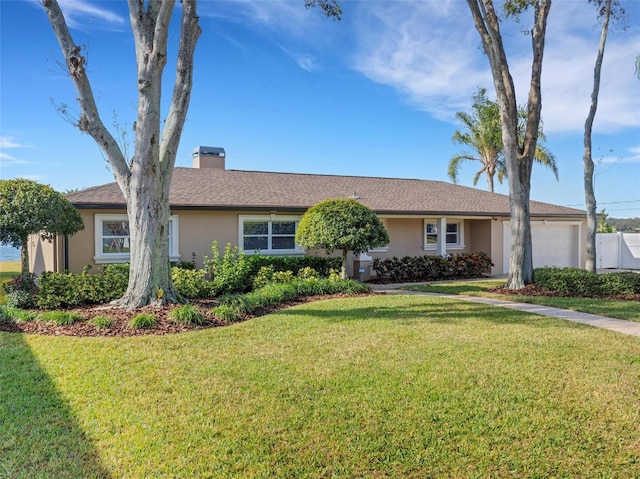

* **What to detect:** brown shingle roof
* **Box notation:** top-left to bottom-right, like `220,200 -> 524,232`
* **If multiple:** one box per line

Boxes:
66,167 -> 585,217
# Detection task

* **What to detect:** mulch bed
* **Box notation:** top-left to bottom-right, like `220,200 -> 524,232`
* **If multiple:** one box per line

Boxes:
0,294 -> 371,338
2,286 -> 637,338
488,283 -> 640,302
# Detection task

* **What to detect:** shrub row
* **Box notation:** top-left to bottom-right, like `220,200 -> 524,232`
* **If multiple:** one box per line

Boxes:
372,252 -> 493,283
210,277 -> 370,323
12,264 -> 130,309
13,251 -> 343,309
534,268 -> 640,297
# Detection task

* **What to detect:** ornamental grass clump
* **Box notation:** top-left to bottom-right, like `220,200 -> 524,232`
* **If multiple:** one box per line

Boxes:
91,316 -> 113,329
37,311 -> 83,326
0,304 -> 37,323
169,304 -> 205,325
129,313 -> 157,329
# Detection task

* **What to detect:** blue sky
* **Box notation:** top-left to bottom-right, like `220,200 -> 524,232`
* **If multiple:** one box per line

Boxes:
1,0 -> 639,217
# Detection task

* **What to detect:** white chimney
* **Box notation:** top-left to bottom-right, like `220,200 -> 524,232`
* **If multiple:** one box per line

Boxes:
193,146 -> 225,169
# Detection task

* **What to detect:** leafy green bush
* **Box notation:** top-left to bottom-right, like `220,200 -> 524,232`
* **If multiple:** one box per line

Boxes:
86,264 -> 129,303
129,313 -> 157,329
171,267 -> 213,299
169,304 -> 205,325
204,241 -> 254,295
35,264 -> 128,309
253,266 -> 275,290
372,252 -> 493,283
91,316 -> 113,329
37,311 -> 83,326
6,290 -> 33,309
4,273 -> 37,308
246,255 -> 341,278
534,268 -> 640,297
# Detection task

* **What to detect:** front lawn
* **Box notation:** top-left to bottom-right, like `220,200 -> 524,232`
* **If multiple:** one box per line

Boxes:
0,260 -> 20,302
404,279 -> 640,322
2,294 -> 640,478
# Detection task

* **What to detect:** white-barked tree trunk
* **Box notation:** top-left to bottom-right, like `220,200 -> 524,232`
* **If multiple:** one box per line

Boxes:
466,0 -> 551,289
43,0 -> 201,308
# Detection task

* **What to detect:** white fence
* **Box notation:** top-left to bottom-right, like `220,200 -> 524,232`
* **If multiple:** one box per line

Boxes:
596,233 -> 640,270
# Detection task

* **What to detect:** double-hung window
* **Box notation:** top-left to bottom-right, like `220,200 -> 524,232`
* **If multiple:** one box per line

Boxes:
239,215 -> 302,254
424,219 -> 464,250
94,214 -> 179,263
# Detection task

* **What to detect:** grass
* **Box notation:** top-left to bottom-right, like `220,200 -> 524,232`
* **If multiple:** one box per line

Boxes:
2,294 -> 640,478
403,278 -> 640,322
0,260 -> 20,302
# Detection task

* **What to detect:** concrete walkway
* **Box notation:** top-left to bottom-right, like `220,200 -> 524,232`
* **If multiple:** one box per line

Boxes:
370,283 -> 640,338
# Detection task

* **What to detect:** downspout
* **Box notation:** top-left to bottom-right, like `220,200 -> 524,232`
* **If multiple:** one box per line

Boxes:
64,235 -> 69,272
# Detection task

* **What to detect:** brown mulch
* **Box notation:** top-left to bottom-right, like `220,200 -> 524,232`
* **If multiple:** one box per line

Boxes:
488,283 -> 640,302
0,294 -> 372,338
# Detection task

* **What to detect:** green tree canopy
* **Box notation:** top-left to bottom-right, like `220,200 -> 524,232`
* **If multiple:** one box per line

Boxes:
448,87 -> 558,193
296,198 -> 389,279
0,178 -> 84,274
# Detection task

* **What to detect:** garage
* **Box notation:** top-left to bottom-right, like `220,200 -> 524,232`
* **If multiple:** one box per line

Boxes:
502,221 -> 582,274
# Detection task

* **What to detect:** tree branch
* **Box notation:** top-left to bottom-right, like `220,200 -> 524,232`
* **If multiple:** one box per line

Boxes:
160,0 -> 201,173
42,0 -> 130,192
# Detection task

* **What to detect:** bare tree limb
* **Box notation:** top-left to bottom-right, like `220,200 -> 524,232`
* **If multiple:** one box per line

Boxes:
42,0 -> 130,192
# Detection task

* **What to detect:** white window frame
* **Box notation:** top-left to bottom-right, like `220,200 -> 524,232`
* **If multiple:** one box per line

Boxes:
239,214 -> 303,255
94,214 -> 180,264
423,218 -> 464,251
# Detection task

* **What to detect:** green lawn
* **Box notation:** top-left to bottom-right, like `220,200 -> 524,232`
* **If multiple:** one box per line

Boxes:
2,294 -> 640,478
404,279 -> 640,322
0,261 -> 20,302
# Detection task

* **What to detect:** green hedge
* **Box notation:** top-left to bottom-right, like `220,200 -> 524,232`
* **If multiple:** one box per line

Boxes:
36,264 -> 129,309
372,252 -> 493,283
533,268 -> 640,297
246,255 -> 342,278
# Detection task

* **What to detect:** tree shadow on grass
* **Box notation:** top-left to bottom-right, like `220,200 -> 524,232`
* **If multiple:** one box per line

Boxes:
0,333 -> 112,479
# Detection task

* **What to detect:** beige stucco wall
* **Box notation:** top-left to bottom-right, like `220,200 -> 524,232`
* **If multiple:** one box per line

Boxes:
32,208 -> 586,279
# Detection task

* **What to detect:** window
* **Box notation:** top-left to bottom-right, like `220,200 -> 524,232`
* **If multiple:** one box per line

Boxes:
239,215 -> 302,254
94,214 -> 179,263
424,219 -> 464,250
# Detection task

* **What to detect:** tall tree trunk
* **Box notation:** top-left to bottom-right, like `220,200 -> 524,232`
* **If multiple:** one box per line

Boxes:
487,171 -> 495,192
114,162 -> 178,308
466,0 -> 550,289
341,249 -> 348,280
20,239 -> 29,276
584,0 -> 611,273
44,0 -> 200,309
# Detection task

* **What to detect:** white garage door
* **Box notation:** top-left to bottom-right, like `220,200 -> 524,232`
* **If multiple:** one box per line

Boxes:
503,221 -> 581,274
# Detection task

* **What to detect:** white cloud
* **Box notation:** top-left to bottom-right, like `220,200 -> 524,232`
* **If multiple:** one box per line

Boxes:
279,45 -> 318,72
56,0 -> 126,30
0,137 -> 32,166
350,1 -> 640,133
0,137 -> 32,149
0,152 -> 29,166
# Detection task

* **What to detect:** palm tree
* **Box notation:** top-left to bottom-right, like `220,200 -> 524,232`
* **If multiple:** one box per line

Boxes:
448,88 -> 558,192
